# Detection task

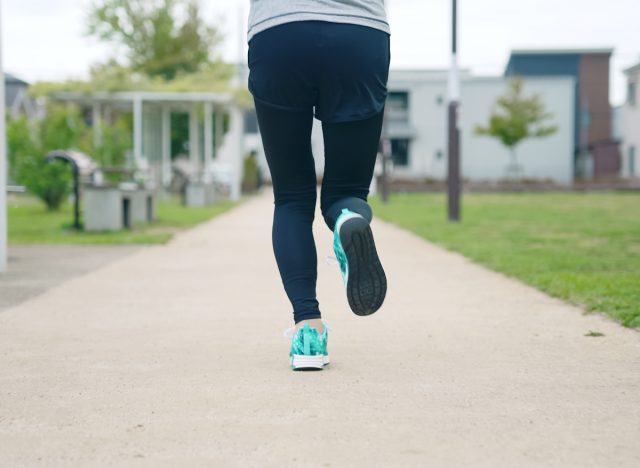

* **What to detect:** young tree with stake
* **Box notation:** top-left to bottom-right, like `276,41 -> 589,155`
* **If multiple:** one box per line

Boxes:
475,77 -> 558,179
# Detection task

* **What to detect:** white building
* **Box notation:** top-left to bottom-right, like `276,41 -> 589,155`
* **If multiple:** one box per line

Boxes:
246,69 -> 576,185
620,62 -> 639,178
385,70 -> 575,184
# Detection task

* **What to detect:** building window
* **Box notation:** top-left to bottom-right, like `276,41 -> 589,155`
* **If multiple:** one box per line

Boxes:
387,91 -> 409,123
391,138 -> 410,167
630,146 -> 636,176
244,110 -> 259,134
628,81 -> 637,106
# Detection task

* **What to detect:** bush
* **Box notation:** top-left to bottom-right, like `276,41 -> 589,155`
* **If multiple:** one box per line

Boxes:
242,153 -> 259,193
7,106 -> 86,210
7,104 -> 133,210
15,156 -> 71,210
86,114 -> 133,168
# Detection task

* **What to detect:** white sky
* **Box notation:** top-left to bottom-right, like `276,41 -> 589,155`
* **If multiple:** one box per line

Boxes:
3,0 -> 640,105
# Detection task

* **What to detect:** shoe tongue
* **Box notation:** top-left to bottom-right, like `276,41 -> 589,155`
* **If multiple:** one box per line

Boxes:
302,324 -> 317,335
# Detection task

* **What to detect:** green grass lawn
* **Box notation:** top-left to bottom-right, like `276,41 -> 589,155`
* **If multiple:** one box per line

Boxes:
8,196 -> 239,245
370,192 -> 640,328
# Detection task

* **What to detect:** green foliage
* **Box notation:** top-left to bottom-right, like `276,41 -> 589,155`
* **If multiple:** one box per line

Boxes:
585,331 -> 605,337
88,115 -> 133,168
475,77 -> 558,150
6,116 -> 37,179
15,158 -> 72,211
7,105 -> 133,210
29,61 -> 160,96
371,192 -> 640,328
87,0 -> 220,80
29,60 -> 235,97
242,154 -> 259,193
40,105 -> 88,151
7,108 -> 88,210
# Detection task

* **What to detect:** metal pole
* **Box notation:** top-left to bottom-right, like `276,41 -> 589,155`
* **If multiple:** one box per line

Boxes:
447,0 -> 461,222
0,1 -> 7,272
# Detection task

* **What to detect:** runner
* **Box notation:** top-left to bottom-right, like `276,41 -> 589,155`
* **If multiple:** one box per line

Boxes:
247,1 -> 390,370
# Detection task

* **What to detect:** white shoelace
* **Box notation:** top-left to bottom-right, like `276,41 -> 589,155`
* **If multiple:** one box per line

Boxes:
325,255 -> 339,266
283,321 -> 330,339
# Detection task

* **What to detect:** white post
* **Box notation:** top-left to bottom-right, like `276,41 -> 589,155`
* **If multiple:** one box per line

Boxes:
215,109 -> 224,160
231,107 -> 245,200
217,105 -> 244,201
189,104 -> 200,175
133,96 -> 143,168
204,102 -> 213,175
161,105 -> 171,187
0,2 -> 7,272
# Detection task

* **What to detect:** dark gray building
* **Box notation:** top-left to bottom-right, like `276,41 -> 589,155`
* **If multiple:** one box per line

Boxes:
4,73 -> 31,117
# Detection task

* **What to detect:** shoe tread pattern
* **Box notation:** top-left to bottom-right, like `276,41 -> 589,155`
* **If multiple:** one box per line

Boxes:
341,218 -> 387,315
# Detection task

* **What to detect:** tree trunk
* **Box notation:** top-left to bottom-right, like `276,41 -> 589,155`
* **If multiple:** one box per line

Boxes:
510,147 -> 518,168
506,146 -> 522,180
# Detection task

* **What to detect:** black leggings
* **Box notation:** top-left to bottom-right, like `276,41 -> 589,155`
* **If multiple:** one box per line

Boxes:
255,101 -> 384,323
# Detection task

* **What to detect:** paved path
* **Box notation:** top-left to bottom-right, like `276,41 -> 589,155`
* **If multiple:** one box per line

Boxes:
1,192 -> 639,467
1,246 -> 139,312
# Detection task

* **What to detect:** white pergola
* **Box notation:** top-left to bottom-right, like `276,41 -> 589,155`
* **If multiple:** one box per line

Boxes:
1,2 -> 7,272
52,91 -> 246,200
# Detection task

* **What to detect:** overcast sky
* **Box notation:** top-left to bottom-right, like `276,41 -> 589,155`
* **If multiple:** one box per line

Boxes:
3,0 -> 640,104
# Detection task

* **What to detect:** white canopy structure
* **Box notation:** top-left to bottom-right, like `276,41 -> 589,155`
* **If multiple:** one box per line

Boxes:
52,91 -> 246,200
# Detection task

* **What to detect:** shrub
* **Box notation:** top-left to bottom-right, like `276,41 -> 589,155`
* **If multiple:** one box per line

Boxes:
242,153 -> 259,193
7,106 -> 87,210
15,156 -> 71,211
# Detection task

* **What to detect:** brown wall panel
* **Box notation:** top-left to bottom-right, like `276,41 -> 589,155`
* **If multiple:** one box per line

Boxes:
579,53 -> 612,142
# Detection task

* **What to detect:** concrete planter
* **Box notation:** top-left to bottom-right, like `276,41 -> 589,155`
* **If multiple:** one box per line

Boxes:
121,188 -> 155,224
84,186 -> 156,232
185,182 -> 216,207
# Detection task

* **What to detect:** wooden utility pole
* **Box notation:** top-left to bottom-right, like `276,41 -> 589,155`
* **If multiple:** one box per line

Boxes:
447,0 -> 461,222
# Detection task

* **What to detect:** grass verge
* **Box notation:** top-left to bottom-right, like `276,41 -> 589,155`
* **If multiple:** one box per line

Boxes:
8,196 -> 239,245
370,192 -> 640,328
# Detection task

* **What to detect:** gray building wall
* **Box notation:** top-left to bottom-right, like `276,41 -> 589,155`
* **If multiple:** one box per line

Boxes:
386,70 -> 576,183
620,64 -> 640,178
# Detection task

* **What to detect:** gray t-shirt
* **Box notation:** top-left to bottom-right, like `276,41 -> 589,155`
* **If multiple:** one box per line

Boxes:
248,0 -> 389,42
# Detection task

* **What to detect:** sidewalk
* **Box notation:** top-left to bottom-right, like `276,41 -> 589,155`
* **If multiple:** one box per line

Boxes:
1,191 -> 639,467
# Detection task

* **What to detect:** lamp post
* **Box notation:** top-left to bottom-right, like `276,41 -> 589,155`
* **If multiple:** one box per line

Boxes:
447,0 -> 461,222
0,1 -> 7,271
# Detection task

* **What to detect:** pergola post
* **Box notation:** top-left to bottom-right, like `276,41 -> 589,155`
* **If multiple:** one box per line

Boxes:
133,96 -> 143,168
204,102 -> 213,175
189,104 -> 200,175
228,106 -> 245,201
161,105 -> 171,187
215,109 -> 224,160
0,1 -> 7,272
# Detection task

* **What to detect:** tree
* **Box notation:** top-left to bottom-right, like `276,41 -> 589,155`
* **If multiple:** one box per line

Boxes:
87,0 -> 220,80
475,77 -> 558,178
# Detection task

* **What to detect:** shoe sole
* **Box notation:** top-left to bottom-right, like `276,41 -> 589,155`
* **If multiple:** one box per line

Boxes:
340,217 -> 387,316
291,354 -> 330,371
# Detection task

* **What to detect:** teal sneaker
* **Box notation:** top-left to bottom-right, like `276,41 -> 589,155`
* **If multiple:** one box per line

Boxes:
333,208 -> 387,315
287,324 -> 330,370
